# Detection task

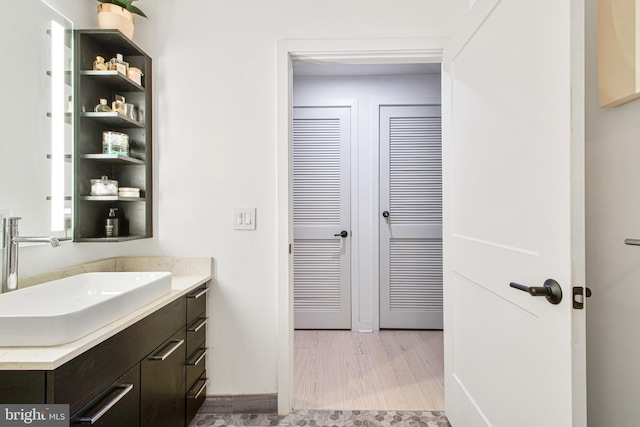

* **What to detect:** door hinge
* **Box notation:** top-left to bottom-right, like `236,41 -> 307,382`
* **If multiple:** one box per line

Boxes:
572,286 -> 592,310
289,243 -> 292,254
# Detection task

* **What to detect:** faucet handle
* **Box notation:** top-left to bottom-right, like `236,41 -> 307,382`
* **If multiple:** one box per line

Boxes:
5,217 -> 21,228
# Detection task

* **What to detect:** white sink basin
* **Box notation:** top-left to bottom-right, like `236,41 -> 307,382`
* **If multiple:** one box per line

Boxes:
0,272 -> 172,347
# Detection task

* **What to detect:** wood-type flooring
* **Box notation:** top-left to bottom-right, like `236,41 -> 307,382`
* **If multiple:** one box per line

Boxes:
293,330 -> 445,411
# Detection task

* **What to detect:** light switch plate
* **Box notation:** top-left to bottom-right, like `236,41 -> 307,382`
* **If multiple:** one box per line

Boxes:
233,208 -> 256,230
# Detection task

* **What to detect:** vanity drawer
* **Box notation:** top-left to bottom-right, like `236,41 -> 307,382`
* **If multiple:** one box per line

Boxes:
71,364 -> 140,427
186,372 -> 207,424
186,347 -> 207,390
186,316 -> 207,356
186,284 -> 208,325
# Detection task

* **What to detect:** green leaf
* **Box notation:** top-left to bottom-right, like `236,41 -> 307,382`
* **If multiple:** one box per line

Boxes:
126,4 -> 147,18
97,0 -> 146,18
97,0 -> 127,7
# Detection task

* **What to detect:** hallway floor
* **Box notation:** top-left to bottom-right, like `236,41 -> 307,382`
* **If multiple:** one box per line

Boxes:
294,330 -> 445,411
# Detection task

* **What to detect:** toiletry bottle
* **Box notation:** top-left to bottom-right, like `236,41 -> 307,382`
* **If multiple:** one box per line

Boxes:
93,56 -> 107,71
112,94 -> 126,114
114,53 -> 129,75
94,99 -> 111,112
105,208 -> 120,237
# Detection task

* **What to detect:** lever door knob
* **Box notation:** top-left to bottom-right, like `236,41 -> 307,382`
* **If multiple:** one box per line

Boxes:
510,279 -> 563,305
334,230 -> 348,238
382,211 -> 390,218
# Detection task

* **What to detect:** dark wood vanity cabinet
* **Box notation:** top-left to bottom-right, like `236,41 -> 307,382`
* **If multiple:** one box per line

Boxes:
0,282 -> 209,427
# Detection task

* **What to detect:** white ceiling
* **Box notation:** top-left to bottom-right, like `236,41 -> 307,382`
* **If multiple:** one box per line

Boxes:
292,61 -> 441,77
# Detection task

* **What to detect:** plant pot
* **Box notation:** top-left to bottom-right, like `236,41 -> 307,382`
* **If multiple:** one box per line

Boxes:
97,3 -> 134,40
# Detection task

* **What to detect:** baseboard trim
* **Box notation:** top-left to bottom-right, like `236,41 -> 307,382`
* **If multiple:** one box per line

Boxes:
199,394 -> 278,414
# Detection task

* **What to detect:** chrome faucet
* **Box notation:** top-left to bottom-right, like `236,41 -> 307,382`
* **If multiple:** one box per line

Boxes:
1,217 -> 60,293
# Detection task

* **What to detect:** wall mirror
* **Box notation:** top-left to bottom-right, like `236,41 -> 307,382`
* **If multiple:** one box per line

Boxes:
0,0 -> 73,240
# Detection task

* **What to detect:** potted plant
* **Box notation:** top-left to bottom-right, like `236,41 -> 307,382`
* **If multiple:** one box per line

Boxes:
97,0 -> 147,40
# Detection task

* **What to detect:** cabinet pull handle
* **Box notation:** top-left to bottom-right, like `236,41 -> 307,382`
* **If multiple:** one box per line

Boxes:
72,383 -> 134,424
188,378 -> 208,400
188,287 -> 208,299
187,317 -> 207,332
187,348 -> 207,366
149,339 -> 184,361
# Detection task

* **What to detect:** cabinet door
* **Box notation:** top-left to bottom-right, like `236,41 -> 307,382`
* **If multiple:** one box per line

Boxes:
141,328 -> 186,427
70,364 -> 140,427
0,371 -> 45,404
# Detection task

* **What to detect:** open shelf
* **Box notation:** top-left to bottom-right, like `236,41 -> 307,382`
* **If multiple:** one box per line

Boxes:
77,235 -> 147,243
47,112 -> 72,124
81,112 -> 144,128
80,70 -> 144,91
47,154 -> 73,162
81,154 -> 145,165
82,196 -> 146,202
46,70 -> 72,86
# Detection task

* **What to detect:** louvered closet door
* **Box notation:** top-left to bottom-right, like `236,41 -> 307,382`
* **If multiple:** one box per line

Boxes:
293,106 -> 351,329
380,105 -> 442,329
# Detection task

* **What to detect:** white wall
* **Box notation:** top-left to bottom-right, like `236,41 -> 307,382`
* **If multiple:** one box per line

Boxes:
19,0 -> 468,397
585,0 -> 640,424
147,0 -> 467,396
293,72 -> 441,331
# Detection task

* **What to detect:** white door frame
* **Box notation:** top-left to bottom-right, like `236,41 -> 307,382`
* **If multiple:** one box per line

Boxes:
277,38 -> 446,414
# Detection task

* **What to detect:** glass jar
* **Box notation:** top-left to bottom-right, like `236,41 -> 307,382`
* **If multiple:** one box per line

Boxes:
90,176 -> 118,196
102,131 -> 129,156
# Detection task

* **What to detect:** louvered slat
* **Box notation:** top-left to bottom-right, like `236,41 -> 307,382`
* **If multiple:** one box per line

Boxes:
389,239 -> 443,311
293,118 -> 341,226
294,240 -> 342,312
389,117 -> 442,225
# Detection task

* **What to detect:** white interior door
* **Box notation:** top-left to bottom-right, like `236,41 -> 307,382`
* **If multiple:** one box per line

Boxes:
293,106 -> 351,329
379,105 -> 443,330
443,0 -> 586,426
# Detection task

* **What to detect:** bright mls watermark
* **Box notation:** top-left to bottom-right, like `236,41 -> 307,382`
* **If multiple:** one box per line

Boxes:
0,405 -> 69,426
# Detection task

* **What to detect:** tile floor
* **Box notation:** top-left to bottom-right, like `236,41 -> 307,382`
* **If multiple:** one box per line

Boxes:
189,409 -> 451,426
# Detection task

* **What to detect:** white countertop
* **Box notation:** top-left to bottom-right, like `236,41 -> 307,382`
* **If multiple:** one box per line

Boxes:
0,274 -> 211,370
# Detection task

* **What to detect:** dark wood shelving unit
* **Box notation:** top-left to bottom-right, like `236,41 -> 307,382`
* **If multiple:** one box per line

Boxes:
74,29 -> 153,242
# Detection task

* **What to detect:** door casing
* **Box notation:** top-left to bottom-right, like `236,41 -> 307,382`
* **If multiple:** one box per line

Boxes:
277,38 -> 446,414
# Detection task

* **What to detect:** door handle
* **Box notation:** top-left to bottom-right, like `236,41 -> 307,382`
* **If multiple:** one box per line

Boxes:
382,211 -> 390,218
334,230 -> 348,238
509,279 -> 563,305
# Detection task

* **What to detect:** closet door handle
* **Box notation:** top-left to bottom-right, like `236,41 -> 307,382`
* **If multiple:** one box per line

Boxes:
382,210 -> 390,218
334,230 -> 348,238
